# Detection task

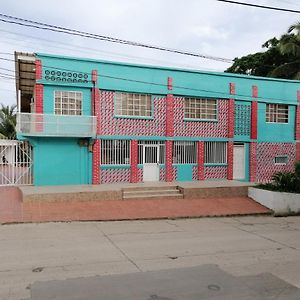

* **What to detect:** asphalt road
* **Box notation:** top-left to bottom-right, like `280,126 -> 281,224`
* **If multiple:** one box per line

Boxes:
0,216 -> 299,299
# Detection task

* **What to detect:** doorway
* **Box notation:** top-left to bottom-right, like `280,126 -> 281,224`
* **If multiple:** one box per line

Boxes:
233,143 -> 245,180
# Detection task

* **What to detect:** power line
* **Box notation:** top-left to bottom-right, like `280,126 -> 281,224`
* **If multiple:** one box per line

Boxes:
0,12 -> 232,63
0,29 -> 224,72
0,54 -> 298,103
216,0 -> 300,13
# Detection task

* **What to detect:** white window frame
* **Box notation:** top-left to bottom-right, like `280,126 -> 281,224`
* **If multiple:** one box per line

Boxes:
266,104 -> 289,124
173,141 -> 197,164
100,140 -> 130,165
274,155 -> 288,165
204,142 -> 227,164
184,98 -> 217,121
54,91 -> 83,115
114,92 -> 152,118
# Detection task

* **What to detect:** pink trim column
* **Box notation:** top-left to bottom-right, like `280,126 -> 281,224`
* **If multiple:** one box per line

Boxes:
165,140 -> 173,182
35,59 -> 42,80
92,70 -> 101,184
249,85 -> 258,182
130,140 -> 138,183
251,85 -> 258,140
228,83 -> 235,138
197,141 -> 204,180
296,143 -> 300,161
227,141 -> 233,180
249,142 -> 257,182
92,140 -> 100,184
35,84 -> 44,132
165,77 -> 174,182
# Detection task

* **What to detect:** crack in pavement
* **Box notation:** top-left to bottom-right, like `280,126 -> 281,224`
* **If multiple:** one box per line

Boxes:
95,224 -> 142,272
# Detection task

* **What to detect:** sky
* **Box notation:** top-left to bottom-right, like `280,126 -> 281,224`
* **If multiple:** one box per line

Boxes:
0,0 -> 299,106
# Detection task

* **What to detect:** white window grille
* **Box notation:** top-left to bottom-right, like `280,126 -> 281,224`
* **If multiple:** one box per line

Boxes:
101,140 -> 130,165
138,141 -> 165,164
173,141 -> 196,164
266,104 -> 288,123
115,92 -> 152,117
54,91 -> 82,115
184,98 -> 217,120
274,155 -> 288,165
205,142 -> 227,164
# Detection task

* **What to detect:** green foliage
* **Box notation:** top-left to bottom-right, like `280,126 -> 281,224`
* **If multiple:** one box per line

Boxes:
0,104 -> 17,139
226,22 -> 300,80
258,161 -> 300,193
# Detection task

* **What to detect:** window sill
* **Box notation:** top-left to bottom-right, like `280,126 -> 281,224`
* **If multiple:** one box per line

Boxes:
114,115 -> 154,120
184,118 -> 218,122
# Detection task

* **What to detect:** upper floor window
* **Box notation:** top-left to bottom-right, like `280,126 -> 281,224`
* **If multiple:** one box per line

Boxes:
184,98 -> 217,121
115,92 -> 152,117
266,104 -> 288,123
54,91 -> 82,115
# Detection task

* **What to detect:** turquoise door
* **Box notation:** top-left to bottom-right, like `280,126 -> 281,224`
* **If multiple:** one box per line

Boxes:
177,165 -> 193,181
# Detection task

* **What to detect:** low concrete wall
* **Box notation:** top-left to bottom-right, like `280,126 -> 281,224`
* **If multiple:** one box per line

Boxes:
181,186 -> 249,199
0,186 -> 23,202
248,187 -> 300,216
23,190 -> 122,202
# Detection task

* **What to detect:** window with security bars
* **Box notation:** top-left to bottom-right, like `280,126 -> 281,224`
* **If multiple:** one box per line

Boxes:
204,142 -> 227,164
101,140 -> 130,165
173,141 -> 196,164
184,98 -> 217,120
138,141 -> 165,164
274,156 -> 288,165
54,91 -> 82,115
115,92 -> 152,117
266,104 -> 288,123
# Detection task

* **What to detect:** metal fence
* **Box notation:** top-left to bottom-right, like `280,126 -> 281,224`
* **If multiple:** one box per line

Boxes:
204,142 -> 227,164
0,140 -> 33,185
173,141 -> 197,164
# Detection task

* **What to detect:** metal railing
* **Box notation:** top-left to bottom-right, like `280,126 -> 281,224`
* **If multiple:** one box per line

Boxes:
16,113 -> 97,137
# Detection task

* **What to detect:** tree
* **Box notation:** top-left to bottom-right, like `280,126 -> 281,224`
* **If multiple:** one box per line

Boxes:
0,104 -> 17,139
226,22 -> 300,80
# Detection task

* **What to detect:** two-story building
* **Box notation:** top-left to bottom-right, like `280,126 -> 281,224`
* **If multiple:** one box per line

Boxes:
15,52 -> 300,186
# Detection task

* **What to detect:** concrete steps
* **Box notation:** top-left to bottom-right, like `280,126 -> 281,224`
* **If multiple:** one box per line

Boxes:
122,186 -> 183,200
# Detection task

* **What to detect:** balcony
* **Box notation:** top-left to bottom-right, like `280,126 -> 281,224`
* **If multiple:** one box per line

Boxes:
16,113 -> 97,138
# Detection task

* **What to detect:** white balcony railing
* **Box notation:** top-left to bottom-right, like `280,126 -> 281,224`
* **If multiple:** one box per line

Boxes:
16,113 -> 97,137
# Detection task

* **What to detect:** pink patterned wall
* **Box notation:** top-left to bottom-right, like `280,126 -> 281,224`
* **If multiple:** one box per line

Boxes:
204,166 -> 227,180
100,91 -> 166,136
173,98 -> 229,137
192,166 -> 198,180
101,168 -> 131,183
256,143 -> 296,182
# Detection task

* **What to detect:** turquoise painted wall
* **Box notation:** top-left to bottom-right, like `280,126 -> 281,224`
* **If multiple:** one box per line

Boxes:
43,85 -> 92,115
257,103 -> 296,142
32,138 -> 91,186
37,53 -> 300,105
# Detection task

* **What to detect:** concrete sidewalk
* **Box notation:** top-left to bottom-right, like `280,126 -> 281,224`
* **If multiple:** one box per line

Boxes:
0,216 -> 299,299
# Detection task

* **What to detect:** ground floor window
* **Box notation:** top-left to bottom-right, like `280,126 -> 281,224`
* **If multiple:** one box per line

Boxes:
101,140 -> 130,165
173,141 -> 196,164
205,142 -> 227,164
274,155 -> 288,165
138,141 -> 165,164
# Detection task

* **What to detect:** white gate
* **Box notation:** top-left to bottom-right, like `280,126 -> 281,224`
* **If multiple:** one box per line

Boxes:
0,140 -> 33,185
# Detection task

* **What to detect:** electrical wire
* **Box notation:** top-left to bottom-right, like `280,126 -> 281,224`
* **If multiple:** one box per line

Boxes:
0,12 -> 232,63
216,0 -> 300,13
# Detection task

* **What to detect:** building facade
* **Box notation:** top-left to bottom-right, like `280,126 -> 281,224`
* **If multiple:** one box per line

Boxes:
15,52 -> 300,186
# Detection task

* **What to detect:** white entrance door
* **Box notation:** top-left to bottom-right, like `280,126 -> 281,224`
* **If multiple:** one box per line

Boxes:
233,143 -> 245,180
143,144 -> 160,182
